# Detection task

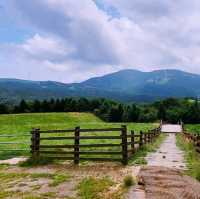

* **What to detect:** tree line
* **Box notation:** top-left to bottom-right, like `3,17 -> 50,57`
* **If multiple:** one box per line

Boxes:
0,97 -> 200,123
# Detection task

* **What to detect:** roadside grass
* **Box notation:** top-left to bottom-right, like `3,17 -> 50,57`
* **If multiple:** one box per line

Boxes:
123,175 -> 136,187
0,112 -> 156,160
0,171 -> 71,187
0,191 -> 56,199
19,157 -> 55,167
77,176 -> 114,199
176,134 -> 200,181
49,173 -> 71,186
185,124 -> 200,134
0,170 -> 71,198
129,133 -> 166,165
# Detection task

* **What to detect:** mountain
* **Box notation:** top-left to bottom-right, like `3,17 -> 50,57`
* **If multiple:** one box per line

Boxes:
1,69 -> 200,103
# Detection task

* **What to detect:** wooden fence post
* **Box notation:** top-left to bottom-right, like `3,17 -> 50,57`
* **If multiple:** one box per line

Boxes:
147,131 -> 150,143
144,133 -> 147,144
31,128 -> 40,160
150,132 -> 153,143
31,128 -> 35,158
139,131 -> 143,147
74,126 -> 80,165
131,130 -> 135,153
121,125 -> 128,165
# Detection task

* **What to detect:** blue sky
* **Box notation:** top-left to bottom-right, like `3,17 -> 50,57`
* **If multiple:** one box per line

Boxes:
0,0 -> 200,83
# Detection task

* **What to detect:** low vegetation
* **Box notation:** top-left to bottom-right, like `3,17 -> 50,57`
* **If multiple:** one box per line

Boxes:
176,134 -> 200,181
77,177 -> 114,199
185,124 -> 200,134
129,133 -> 166,165
123,175 -> 136,187
0,112 -> 155,160
0,170 -> 72,199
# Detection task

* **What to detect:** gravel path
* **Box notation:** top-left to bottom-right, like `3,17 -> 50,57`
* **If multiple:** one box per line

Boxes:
127,130 -> 194,199
146,133 -> 186,169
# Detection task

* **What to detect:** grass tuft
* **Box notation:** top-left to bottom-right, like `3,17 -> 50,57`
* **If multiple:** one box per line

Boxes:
123,175 -> 136,187
129,134 -> 166,165
49,174 -> 71,186
77,177 -> 114,199
176,134 -> 200,181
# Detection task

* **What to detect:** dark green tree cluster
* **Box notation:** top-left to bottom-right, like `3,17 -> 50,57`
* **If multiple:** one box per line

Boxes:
0,97 -> 200,123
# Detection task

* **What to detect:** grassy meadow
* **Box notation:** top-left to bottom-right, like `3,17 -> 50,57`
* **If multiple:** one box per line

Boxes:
0,112 -> 156,160
185,124 -> 200,134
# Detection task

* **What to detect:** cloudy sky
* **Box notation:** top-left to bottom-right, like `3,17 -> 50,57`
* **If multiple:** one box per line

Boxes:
0,0 -> 200,82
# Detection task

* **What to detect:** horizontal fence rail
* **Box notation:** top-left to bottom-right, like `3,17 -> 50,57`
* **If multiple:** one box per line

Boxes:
31,125 -> 161,165
182,131 -> 200,153
0,133 -> 31,155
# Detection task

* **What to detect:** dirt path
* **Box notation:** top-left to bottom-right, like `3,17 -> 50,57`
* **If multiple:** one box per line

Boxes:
138,166 -> 200,199
127,133 -> 200,199
146,133 -> 186,169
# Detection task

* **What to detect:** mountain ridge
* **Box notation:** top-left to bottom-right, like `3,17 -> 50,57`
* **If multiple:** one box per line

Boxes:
1,69 -> 200,103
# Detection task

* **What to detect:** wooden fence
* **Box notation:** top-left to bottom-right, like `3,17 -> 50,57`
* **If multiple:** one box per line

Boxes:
0,133 -> 30,154
31,126 -> 161,165
182,131 -> 200,153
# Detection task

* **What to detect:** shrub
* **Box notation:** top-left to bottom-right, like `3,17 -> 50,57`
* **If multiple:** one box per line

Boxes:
123,175 -> 136,187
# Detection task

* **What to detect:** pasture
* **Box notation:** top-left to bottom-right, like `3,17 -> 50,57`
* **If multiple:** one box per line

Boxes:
0,112 -> 155,160
0,112 -> 159,199
185,124 -> 200,134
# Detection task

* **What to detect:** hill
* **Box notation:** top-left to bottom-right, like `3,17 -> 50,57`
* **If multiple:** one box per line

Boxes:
1,69 -> 200,103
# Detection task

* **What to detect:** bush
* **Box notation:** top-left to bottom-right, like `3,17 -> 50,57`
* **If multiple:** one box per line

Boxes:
123,175 -> 136,187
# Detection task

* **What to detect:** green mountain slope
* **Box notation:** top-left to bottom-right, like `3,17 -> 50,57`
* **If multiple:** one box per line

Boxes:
1,69 -> 200,103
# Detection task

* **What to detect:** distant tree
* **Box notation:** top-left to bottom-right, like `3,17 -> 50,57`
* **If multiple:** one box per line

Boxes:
77,98 -> 90,112
122,104 -> 139,122
32,100 -> 41,112
122,106 -> 131,122
157,102 -> 166,120
183,99 -> 200,123
49,98 -> 55,112
54,99 -> 62,112
0,104 -> 9,114
129,104 -> 140,122
69,99 -> 77,112
18,100 -> 29,113
90,99 -> 101,111
165,108 -> 182,123
139,107 -> 157,122
108,104 -> 124,122
41,100 -> 51,112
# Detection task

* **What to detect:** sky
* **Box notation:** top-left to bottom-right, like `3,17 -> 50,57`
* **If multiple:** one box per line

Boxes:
0,0 -> 200,83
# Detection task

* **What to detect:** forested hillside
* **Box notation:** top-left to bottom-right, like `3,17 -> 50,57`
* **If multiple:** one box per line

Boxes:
0,97 -> 199,124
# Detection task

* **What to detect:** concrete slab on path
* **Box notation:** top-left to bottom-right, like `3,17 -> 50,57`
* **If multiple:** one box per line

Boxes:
161,124 -> 182,133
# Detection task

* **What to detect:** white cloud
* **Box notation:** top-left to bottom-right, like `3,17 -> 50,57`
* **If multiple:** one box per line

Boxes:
1,0 -> 200,82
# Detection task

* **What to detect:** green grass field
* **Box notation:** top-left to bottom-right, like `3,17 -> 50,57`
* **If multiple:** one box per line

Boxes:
0,112 -> 156,160
185,124 -> 200,134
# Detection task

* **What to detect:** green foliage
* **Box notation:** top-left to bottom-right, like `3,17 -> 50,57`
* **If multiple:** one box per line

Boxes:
129,134 -> 166,165
77,177 -> 113,199
123,175 -> 136,187
185,124 -> 200,134
1,96 -> 200,123
176,134 -> 200,181
49,174 -> 70,186
183,99 -> 200,124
